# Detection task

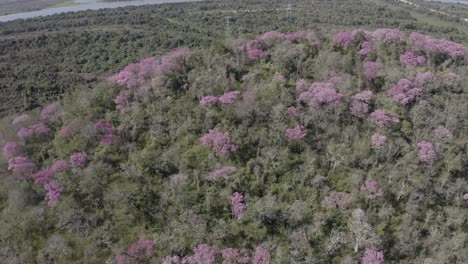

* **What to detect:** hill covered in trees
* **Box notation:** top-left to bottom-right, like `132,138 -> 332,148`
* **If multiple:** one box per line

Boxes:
1,0 -> 468,118
1,27 -> 467,263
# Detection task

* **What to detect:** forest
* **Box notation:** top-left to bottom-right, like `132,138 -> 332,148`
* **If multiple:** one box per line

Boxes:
0,0 -> 468,118
0,0 -> 467,263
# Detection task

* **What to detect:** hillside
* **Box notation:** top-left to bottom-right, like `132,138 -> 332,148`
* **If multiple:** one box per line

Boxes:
1,28 -> 467,263
1,0 -> 468,118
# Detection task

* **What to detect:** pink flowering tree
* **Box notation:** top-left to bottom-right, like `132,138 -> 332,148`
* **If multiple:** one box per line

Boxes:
110,48 -> 192,89
409,32 -> 464,59
95,120 -> 118,144
296,79 -> 310,90
126,235 -> 156,261
370,110 -> 400,127
272,73 -> 287,83
370,133 -> 387,149
200,129 -> 238,156
193,244 -> 218,264
70,152 -> 88,168
231,192 -> 247,219
286,125 -> 307,140
417,141 -> 436,163
200,96 -> 219,105
333,31 -> 357,47
361,180 -> 383,199
363,61 -> 380,80
7,156 -> 35,176
350,91 -> 374,118
50,160 -> 70,174
389,79 -> 422,105
39,103 -> 61,122
359,41 -> 373,56
253,246 -> 270,264
400,51 -> 426,67
362,249 -> 384,264
3,142 -> 22,159
219,91 -> 241,104
415,71 -> 436,86
287,106 -> 299,118
370,28 -> 405,43
298,81 -> 343,109
59,125 -> 72,139
44,181 -> 63,206
17,123 -> 52,140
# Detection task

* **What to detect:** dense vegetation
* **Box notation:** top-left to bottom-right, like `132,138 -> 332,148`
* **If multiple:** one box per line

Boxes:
1,0 -> 468,118
1,22 -> 467,264
0,0 -> 66,15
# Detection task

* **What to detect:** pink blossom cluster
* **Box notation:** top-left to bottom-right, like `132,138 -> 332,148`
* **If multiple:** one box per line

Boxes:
361,180 -> 383,199
287,106 -> 299,118
59,125 -> 72,139
95,120 -> 117,144
253,246 -> 270,264
363,61 -> 380,80
272,73 -> 287,83
17,123 -> 51,140
110,48 -> 191,89
208,166 -> 238,181
417,141 -> 436,163
389,79 -> 422,105
350,91 -> 374,118
70,151 -> 88,168
192,244 -> 219,264
362,249 -> 384,264
431,126 -> 453,141
219,91 -> 241,104
114,90 -> 130,111
231,192 -> 247,219
44,181 -> 63,206
286,125 -> 307,140
371,133 -> 387,149
370,28 -> 405,43
333,31 -> 359,47
30,159 -> 69,205
200,129 -> 238,156
199,96 -> 219,105
3,142 -> 22,159
298,81 -> 343,108
12,114 -> 30,126
409,32 -> 464,59
359,41 -> 374,56
321,192 -> 353,209
50,159 -> 70,174
370,110 -> 400,127
241,31 -> 318,60
39,103 -> 61,122
400,51 -> 426,67
127,235 -> 156,261
199,91 -> 241,106
7,156 -> 35,175
296,79 -> 310,90
415,71 -> 436,86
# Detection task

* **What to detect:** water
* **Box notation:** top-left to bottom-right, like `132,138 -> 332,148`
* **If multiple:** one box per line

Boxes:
0,0 -> 201,22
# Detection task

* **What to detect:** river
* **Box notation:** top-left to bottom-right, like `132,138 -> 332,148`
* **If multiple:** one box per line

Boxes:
0,0 -> 201,23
